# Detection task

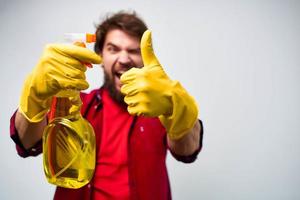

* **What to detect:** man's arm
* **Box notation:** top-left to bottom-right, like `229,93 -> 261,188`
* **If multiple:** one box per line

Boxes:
14,44 -> 101,150
167,120 -> 201,156
121,30 -> 201,149
15,110 -> 47,150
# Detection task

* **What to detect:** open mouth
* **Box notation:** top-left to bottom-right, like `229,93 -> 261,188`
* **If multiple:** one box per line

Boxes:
113,71 -> 126,90
115,71 -> 123,79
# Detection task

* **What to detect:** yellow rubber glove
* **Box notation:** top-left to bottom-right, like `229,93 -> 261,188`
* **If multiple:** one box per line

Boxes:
120,30 -> 198,140
19,44 -> 102,122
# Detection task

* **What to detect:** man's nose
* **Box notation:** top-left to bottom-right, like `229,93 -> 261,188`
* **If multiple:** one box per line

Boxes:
118,51 -> 131,65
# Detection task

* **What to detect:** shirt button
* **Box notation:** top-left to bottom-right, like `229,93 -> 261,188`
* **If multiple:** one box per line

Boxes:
31,148 -> 36,152
140,126 -> 144,132
87,184 -> 91,189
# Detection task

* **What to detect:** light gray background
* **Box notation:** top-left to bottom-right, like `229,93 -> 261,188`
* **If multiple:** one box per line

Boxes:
1,0 -> 299,199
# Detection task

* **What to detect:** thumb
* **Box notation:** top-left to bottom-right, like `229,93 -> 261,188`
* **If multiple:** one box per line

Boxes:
141,30 -> 160,67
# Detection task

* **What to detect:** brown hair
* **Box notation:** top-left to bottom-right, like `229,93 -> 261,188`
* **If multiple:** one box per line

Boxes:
94,11 -> 148,54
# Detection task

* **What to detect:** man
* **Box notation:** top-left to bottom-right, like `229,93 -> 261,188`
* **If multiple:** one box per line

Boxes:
10,11 -> 203,200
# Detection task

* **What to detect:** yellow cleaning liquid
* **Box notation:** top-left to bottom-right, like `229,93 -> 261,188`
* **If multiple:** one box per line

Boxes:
43,96 -> 96,189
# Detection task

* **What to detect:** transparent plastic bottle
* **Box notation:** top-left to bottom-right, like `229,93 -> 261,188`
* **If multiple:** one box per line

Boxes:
42,90 -> 96,188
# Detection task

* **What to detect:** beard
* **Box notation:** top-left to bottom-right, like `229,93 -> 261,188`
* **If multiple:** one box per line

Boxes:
103,70 -> 127,106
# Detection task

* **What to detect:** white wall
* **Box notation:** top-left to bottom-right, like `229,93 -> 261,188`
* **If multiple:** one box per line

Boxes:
1,0 -> 299,199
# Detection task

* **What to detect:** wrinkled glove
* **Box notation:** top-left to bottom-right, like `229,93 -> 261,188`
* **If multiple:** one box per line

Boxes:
19,44 -> 102,122
120,30 -> 198,140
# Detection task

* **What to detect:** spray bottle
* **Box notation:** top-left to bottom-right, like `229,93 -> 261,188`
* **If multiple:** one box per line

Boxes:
42,33 -> 97,189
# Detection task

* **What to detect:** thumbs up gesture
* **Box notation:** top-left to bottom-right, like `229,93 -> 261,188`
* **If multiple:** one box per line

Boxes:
120,30 -> 173,117
121,30 -> 198,140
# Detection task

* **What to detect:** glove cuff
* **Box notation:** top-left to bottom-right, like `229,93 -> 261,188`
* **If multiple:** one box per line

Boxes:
159,81 -> 199,140
18,105 -> 49,123
19,74 -> 51,123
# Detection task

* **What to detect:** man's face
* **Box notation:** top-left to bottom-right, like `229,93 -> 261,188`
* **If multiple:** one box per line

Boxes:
100,29 -> 143,103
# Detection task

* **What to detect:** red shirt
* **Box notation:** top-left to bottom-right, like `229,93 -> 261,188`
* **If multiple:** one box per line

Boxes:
93,89 -> 132,199
10,88 -> 203,200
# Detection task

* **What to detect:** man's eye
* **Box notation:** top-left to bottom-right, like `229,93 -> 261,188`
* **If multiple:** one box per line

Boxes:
108,46 -> 118,53
129,49 -> 140,54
